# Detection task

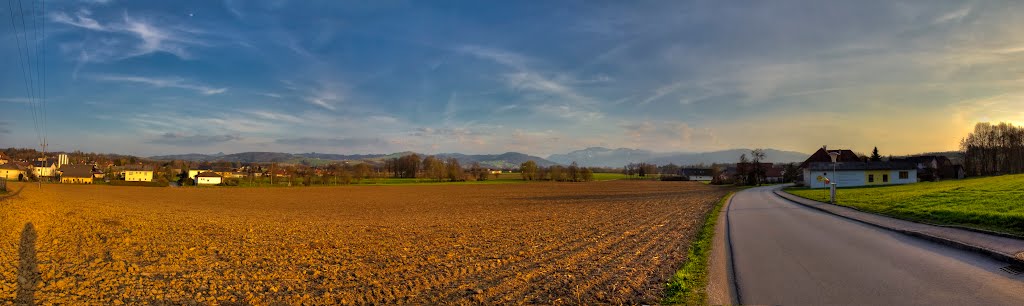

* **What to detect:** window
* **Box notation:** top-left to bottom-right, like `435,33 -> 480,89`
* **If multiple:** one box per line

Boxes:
868,174 -> 874,182
882,174 -> 889,183
899,171 -> 909,179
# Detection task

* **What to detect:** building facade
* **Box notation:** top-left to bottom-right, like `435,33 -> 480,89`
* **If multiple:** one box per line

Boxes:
124,166 -> 154,182
0,164 -> 26,181
196,172 -> 223,185
802,162 -> 917,189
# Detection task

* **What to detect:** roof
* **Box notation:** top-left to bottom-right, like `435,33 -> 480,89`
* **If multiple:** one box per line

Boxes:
805,161 -> 917,171
33,160 -> 57,167
60,165 -> 95,178
123,165 -> 154,171
196,172 -> 223,178
681,168 -> 712,176
802,147 -> 861,167
0,163 -> 25,170
892,155 -> 953,167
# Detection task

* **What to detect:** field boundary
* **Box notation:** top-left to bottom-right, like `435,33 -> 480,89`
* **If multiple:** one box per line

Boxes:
663,190 -> 736,305
773,187 -> 1024,265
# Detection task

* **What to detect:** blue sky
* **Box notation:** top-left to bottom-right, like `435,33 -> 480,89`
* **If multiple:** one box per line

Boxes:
2,0 -> 1023,157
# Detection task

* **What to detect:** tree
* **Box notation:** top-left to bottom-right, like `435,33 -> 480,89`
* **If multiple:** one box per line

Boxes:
750,149 -> 767,186
580,168 -> 594,182
422,156 -> 445,181
520,160 -> 538,180
736,154 -> 749,186
782,163 -> 800,183
445,157 -> 463,181
469,162 -> 488,181
568,162 -> 580,182
870,147 -> 882,162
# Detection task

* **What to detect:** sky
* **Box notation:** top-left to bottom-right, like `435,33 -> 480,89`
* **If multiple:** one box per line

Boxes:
2,0 -> 1024,157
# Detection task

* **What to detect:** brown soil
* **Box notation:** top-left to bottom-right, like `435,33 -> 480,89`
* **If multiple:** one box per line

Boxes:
0,180 -> 730,305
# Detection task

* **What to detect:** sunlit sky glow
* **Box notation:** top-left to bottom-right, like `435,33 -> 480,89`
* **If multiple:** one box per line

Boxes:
2,0 -> 1024,157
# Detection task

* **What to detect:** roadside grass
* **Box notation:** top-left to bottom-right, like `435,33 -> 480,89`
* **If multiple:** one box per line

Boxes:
786,174 -> 1024,237
664,190 -> 736,305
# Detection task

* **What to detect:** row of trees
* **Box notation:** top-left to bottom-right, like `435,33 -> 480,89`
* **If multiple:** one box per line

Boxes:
383,153 -> 495,181
519,161 -> 594,182
623,162 -> 659,178
961,122 -> 1024,176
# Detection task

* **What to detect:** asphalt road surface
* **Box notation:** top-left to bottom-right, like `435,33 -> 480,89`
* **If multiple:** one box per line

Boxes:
727,186 -> 1024,306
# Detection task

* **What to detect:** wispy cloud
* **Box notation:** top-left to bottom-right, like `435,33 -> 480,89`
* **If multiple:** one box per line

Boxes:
301,82 -> 344,111
90,74 -> 227,95
933,5 -> 971,24
456,45 -> 602,120
147,133 -> 241,146
51,9 -> 209,62
0,121 -> 10,134
275,137 -> 386,147
0,97 -> 32,104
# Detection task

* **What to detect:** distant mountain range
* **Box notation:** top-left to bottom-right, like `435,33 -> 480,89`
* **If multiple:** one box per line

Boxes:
150,151 -> 559,169
151,147 -> 809,169
546,147 -> 810,168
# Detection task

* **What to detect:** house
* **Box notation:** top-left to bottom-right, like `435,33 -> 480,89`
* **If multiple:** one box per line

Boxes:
188,167 -> 213,180
59,165 -> 95,184
891,156 -> 964,181
801,146 -> 862,168
92,169 -> 105,179
196,172 -> 223,185
0,152 -> 8,165
765,166 -> 785,183
0,163 -> 26,181
681,168 -> 713,181
802,161 -> 917,189
31,159 -> 58,178
124,165 -> 154,182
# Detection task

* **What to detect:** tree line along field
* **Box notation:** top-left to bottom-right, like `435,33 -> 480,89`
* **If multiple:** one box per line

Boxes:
0,180 -> 730,304
786,174 -> 1024,236
219,172 -> 632,187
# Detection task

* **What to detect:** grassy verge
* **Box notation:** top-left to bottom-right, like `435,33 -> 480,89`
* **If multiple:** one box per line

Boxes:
663,191 -> 735,305
785,174 -> 1024,237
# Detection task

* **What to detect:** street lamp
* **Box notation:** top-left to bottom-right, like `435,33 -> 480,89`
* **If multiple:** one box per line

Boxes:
828,151 -> 840,204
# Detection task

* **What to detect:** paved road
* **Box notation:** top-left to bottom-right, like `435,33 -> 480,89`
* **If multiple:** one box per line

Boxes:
728,186 -> 1024,305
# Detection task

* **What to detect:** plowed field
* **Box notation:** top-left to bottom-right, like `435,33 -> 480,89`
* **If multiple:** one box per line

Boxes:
0,180 -> 729,305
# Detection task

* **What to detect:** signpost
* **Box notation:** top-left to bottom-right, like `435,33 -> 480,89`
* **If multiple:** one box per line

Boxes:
828,151 -> 840,204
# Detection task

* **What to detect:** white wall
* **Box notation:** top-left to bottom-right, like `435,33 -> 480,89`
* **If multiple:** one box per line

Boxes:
688,175 -> 713,181
805,169 -> 866,189
804,169 -> 917,188
886,169 -> 918,185
197,177 -> 222,185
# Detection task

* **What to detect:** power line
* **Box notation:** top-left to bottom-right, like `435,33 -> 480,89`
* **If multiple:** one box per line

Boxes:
7,0 -> 41,147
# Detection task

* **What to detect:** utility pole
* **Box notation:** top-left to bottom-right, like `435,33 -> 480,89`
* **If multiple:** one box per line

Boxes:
38,139 -> 46,188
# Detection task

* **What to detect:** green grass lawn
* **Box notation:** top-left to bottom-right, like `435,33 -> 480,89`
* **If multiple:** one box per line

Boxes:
786,174 -> 1024,236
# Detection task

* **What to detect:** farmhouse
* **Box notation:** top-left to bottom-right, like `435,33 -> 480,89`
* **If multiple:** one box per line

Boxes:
31,159 -> 58,178
891,155 -> 965,181
802,161 -> 917,189
196,172 -> 223,185
0,152 -> 8,165
188,167 -> 213,180
680,168 -> 713,181
0,163 -> 26,181
124,165 -> 154,182
59,165 -> 95,184
801,146 -> 862,167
